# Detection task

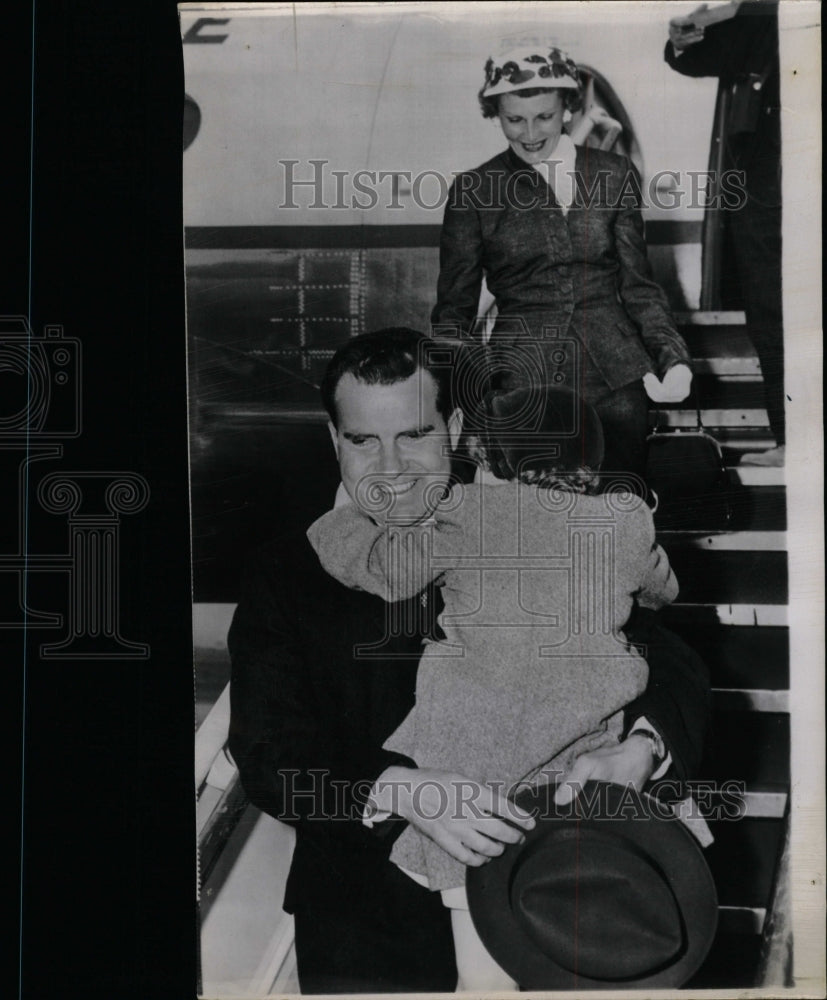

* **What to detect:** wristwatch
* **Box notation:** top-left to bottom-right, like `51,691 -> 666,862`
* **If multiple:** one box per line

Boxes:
631,725 -> 667,767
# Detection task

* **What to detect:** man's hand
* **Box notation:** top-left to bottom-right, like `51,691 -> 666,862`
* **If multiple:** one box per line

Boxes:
643,363 -> 693,403
377,765 -> 535,866
669,12 -> 706,51
553,735 -> 656,806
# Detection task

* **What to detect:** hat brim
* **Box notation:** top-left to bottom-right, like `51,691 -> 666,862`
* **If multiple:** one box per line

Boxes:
483,76 -> 579,97
467,781 -> 718,989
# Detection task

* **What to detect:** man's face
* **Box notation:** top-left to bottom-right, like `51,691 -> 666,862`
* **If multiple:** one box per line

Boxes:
329,369 -> 462,525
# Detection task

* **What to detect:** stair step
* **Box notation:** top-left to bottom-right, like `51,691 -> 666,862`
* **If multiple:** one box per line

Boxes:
687,929 -> 763,988
652,377 -> 770,411
694,356 -> 761,376
703,711 -> 789,786
653,485 -> 786,533
656,408 -> 769,427
727,465 -> 784,487
679,326 -> 754,357
664,624 -> 788,690
664,604 -> 786,627
716,429 -> 778,459
667,549 -> 787,604
727,486 -> 787,532
695,786 -> 788,819
675,311 -> 747,326
716,907 -> 766,935
732,788 -> 788,818
705,807 -> 788,906
713,689 -> 789,713
660,531 -> 785,551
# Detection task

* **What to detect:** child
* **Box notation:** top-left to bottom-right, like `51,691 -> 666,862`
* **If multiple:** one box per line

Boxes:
307,384 -> 678,990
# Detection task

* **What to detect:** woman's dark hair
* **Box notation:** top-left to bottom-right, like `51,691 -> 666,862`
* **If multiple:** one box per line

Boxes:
478,85 -> 583,120
473,385 -> 604,494
321,327 -> 463,428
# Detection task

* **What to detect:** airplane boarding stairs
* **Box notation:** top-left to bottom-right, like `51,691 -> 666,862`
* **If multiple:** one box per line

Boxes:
654,311 -> 790,987
194,309 -> 791,993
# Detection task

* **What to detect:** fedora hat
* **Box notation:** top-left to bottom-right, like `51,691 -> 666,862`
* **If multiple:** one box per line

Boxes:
466,780 -> 717,989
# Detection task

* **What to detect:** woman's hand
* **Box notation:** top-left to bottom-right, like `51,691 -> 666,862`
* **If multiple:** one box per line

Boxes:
643,363 -> 692,403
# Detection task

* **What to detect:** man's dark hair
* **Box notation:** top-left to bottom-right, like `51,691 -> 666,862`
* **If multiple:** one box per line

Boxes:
321,327 -> 460,427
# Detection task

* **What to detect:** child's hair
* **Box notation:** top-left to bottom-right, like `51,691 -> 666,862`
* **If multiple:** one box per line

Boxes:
472,385 -> 604,494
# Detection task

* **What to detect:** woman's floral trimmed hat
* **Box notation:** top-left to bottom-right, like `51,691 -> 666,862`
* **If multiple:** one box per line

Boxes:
482,46 -> 580,97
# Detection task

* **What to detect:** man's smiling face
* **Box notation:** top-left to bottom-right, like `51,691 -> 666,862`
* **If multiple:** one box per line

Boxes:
329,370 -> 461,525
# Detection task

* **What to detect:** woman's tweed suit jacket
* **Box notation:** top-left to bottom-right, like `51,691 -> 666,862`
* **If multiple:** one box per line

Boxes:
308,481 -> 679,889
431,146 -> 691,394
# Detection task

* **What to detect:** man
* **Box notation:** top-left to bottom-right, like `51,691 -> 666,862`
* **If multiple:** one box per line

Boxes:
228,327 -> 710,993
666,0 -> 784,466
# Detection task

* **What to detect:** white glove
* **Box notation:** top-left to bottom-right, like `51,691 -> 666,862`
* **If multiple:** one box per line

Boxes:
643,364 -> 693,403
